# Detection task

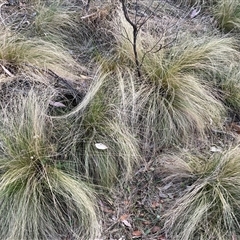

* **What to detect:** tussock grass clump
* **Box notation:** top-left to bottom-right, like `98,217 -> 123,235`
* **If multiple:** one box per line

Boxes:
213,0 -> 240,32
61,72 -> 140,187
0,90 -> 101,240
138,73 -> 223,152
28,1 -> 80,45
164,147 -> 240,240
0,27 -> 82,78
110,11 -> 240,152
216,66 -> 240,114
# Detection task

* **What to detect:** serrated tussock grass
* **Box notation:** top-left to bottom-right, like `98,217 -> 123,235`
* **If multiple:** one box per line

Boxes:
110,11 -> 240,152
213,0 -> 240,32
0,90 -> 101,240
59,71 -> 140,187
28,1 -> 81,46
164,147 -> 240,240
0,27 -> 83,79
216,65 -> 240,115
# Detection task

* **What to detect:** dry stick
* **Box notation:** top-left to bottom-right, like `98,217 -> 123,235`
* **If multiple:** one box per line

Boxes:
120,0 -> 142,78
120,0 -> 179,81
135,0 -> 156,26
120,0 -> 162,78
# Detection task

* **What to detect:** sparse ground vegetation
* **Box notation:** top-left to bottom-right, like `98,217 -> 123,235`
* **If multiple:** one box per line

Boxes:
0,0 -> 240,239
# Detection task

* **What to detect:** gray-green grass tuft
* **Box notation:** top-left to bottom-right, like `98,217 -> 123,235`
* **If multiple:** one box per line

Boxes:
0,90 -> 101,239
212,0 -> 240,32
28,1 -> 81,46
164,147 -> 240,240
0,27 -> 83,79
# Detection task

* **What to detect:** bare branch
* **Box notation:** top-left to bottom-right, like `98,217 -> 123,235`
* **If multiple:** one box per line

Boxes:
120,0 -> 136,28
139,32 -> 178,70
120,0 -> 141,78
119,0 -> 175,79
122,26 -> 134,44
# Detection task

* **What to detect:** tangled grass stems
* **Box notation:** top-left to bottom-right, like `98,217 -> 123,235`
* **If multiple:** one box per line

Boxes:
138,74 -> 223,152
0,90 -> 101,240
212,0 -> 240,32
28,0 -> 81,46
164,147 -> 240,240
59,70 -> 140,187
